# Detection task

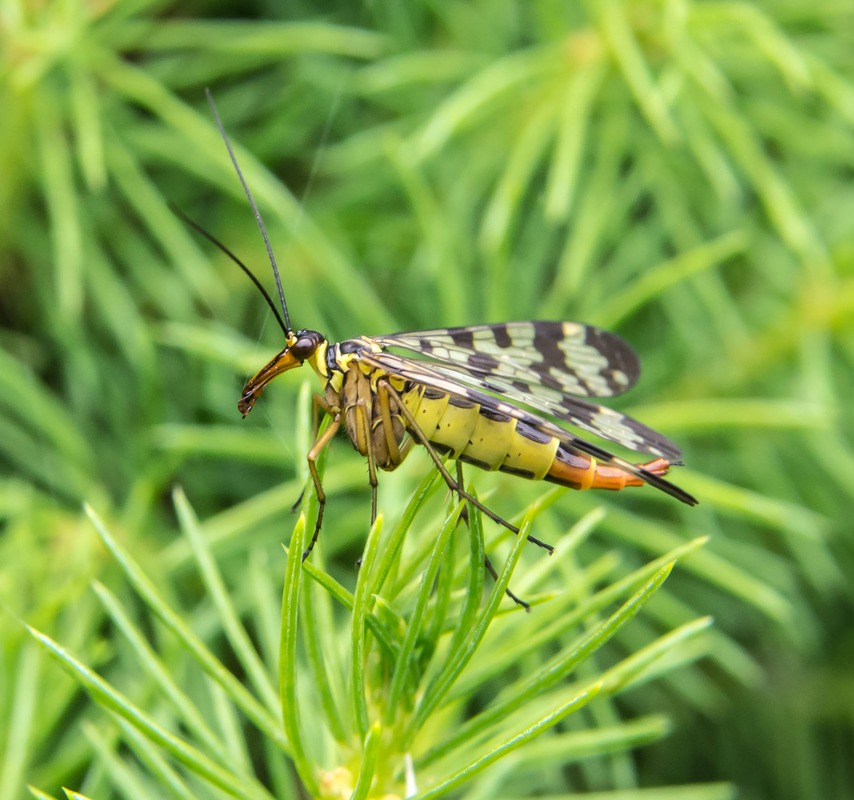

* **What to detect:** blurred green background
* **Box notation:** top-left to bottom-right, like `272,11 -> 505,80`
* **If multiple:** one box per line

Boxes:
2,1 -> 853,798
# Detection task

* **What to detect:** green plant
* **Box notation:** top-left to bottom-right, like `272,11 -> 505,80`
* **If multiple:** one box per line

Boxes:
2,1 -> 853,798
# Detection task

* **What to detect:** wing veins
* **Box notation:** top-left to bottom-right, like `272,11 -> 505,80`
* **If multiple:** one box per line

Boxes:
376,321 -> 640,399
374,322 -> 680,461
360,351 -> 696,507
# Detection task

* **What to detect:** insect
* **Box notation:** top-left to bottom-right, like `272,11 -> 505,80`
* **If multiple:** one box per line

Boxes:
192,91 -> 697,561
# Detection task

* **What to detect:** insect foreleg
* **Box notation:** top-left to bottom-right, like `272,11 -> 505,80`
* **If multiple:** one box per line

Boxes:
312,391 -> 338,435
303,413 -> 342,560
291,392 -> 339,514
379,379 -> 554,555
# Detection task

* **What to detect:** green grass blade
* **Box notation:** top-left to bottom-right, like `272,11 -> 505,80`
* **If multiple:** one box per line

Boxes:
26,627 -> 273,800
278,513 -> 318,797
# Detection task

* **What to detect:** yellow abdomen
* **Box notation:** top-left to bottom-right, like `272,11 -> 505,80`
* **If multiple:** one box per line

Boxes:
402,387 -> 559,480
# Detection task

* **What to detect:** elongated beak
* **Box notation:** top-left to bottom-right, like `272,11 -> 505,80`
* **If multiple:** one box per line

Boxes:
238,348 -> 303,416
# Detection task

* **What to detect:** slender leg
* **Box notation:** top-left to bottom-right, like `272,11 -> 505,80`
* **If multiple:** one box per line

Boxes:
303,413 -> 342,560
379,379 -> 553,554
375,382 -> 403,466
352,398 -> 379,525
455,462 -> 530,610
483,555 -> 530,611
292,393 -> 337,513
455,461 -> 469,525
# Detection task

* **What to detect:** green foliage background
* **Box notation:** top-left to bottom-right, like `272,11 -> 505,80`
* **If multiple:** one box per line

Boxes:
1,1 -> 853,798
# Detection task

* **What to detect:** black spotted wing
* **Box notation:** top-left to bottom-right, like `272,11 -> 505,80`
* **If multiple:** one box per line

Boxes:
374,321 -> 682,462
359,349 -> 696,507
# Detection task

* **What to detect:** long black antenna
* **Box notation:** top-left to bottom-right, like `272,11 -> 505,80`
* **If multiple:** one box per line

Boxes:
170,203 -> 290,338
205,88 -> 292,332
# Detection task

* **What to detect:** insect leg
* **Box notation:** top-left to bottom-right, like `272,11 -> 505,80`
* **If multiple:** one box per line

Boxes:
303,413 -> 342,560
455,462 -> 531,610
379,379 -> 554,555
483,555 -> 530,611
352,398 -> 380,524
375,381 -> 404,466
292,393 -> 338,513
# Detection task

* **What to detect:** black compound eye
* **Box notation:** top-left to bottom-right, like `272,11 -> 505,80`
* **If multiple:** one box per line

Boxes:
290,332 -> 320,360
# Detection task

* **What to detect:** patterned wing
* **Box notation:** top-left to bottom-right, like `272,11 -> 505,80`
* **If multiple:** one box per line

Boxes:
359,351 -> 696,507
374,321 -> 681,462
376,321 -> 639,398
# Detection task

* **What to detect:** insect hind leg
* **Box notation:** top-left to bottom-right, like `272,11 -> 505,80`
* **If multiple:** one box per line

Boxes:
454,462 -> 531,611
379,379 -> 553,555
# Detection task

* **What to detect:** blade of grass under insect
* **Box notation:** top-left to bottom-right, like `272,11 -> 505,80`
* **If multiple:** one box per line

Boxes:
26,627 -> 273,800
298,555 -> 403,667
594,504 -> 793,622
278,514 -> 319,797
504,505 -> 605,597
0,642 -> 39,800
384,500 -> 464,727
209,678 -> 252,776
515,714 -> 671,766
459,482 -> 487,629
395,478 -> 509,605
83,721 -> 167,800
83,505 -> 286,750
434,483 -> 490,647
174,488 -> 279,711
300,565 -> 350,745
369,468 -> 443,601
351,513 -> 385,739
428,520 -> 456,642
247,549 -> 283,670
600,617 -> 714,694
90,581 -> 227,761
112,718 -> 198,800
351,721 -> 382,800
28,787 -> 60,799
420,564 -> 675,767
414,681 -> 601,800
410,508 -> 532,737
451,538 -> 709,698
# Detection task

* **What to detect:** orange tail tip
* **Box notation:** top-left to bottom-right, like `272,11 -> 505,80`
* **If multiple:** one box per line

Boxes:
636,457 -> 672,479
546,452 -> 673,492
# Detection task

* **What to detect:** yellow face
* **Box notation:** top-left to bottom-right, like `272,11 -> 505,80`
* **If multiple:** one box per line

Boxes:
238,329 -> 326,416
